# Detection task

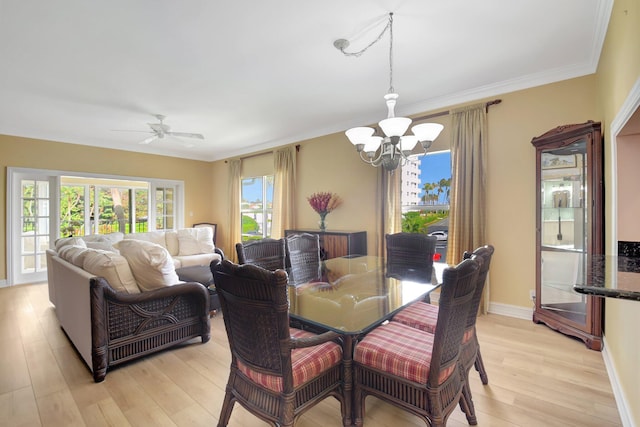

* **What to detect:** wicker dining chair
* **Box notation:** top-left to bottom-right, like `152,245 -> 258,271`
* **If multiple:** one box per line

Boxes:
353,257 -> 480,427
212,259 -> 347,427
286,233 -> 322,286
385,232 -> 437,277
392,245 -> 495,425
236,238 -> 286,271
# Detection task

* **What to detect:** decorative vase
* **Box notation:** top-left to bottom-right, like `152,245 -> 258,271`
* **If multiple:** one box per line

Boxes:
318,212 -> 327,231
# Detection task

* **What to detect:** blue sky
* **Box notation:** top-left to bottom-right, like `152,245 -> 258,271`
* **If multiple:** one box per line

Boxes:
420,151 -> 451,186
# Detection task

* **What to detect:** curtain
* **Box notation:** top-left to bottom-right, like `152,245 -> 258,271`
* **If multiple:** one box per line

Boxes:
271,147 -> 295,239
447,103 -> 489,312
376,167 -> 402,256
228,159 -> 242,263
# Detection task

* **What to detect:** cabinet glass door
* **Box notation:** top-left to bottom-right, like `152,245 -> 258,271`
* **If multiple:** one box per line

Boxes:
539,139 -> 587,325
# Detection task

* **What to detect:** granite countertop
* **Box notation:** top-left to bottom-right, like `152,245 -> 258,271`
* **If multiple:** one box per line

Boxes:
573,256 -> 640,301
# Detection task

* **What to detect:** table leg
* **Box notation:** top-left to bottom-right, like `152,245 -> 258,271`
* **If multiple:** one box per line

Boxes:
342,335 -> 354,426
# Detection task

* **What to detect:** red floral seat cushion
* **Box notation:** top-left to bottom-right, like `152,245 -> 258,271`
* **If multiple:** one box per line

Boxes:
237,328 -> 341,392
354,321 -> 456,385
392,301 -> 475,343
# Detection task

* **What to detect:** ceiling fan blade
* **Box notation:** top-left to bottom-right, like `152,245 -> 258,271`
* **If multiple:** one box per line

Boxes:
139,135 -> 159,145
166,131 -> 204,139
112,129 -> 155,134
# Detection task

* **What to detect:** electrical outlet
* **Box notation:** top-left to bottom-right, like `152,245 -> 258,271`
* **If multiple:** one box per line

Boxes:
529,289 -> 536,301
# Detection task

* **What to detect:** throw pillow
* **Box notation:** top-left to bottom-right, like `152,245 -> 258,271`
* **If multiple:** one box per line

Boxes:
114,240 -> 180,292
124,231 -> 166,248
177,228 -> 215,256
82,249 -> 140,294
54,237 -> 87,252
57,245 -> 90,267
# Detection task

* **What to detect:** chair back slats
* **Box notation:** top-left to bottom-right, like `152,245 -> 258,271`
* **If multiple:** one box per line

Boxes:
213,260 -> 291,376
427,257 -> 480,386
385,233 -> 437,278
286,233 -> 322,286
236,238 -> 286,271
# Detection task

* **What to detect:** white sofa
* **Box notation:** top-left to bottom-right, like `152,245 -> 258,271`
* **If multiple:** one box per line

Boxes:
46,227 -> 223,382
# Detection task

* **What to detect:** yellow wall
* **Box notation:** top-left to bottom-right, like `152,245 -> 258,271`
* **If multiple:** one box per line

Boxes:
0,135 -> 215,279
595,0 -> 640,424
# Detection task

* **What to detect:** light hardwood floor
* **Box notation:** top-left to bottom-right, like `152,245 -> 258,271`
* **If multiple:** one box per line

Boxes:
0,282 -> 622,427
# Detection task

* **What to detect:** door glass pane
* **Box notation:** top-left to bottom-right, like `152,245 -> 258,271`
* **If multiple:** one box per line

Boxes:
20,178 -> 50,275
135,188 -> 149,232
60,185 -> 85,236
539,139 -> 587,323
155,187 -> 175,230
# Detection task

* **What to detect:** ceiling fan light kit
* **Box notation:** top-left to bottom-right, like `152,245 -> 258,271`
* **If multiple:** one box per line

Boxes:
336,13 -> 443,172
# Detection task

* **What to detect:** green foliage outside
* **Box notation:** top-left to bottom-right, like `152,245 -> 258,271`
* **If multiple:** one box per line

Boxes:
421,177 -> 451,205
57,185 -> 149,236
401,210 -> 448,233
242,215 -> 262,241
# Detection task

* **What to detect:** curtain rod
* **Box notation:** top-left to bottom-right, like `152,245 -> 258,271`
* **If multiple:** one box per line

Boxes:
412,99 -> 502,123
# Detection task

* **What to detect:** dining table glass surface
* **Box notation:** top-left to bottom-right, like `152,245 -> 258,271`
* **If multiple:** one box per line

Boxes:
288,255 -> 446,334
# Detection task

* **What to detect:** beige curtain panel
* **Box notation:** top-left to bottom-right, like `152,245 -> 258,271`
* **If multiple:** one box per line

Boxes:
271,147 -> 296,239
228,159 -> 242,263
377,167 -> 402,256
448,103 -> 489,312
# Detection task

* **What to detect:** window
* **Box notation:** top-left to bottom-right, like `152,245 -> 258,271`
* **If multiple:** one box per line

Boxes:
7,167 -> 184,285
59,177 -> 151,236
401,151 -> 452,263
241,176 -> 273,241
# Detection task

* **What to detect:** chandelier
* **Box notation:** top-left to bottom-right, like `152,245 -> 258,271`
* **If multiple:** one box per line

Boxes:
335,13 -> 443,172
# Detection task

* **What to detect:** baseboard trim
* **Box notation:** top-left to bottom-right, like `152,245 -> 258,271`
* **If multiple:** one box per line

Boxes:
488,302 -> 533,320
602,336 -> 634,427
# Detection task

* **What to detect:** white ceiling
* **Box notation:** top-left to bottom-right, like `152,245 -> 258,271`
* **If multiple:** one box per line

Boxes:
0,0 -> 613,162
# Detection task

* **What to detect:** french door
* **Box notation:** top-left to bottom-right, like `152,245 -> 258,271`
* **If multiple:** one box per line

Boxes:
6,168 -> 184,286
8,170 -> 58,285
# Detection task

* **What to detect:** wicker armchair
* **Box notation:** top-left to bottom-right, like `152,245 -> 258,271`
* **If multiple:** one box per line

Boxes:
385,232 -> 437,278
286,233 -> 322,286
392,245 -> 495,424
236,238 -> 286,271
212,259 -> 347,426
353,257 -> 480,427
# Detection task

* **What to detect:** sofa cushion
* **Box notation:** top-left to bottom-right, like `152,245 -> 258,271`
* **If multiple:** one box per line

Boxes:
83,233 -> 123,252
177,228 -> 215,256
124,231 -> 167,249
173,252 -> 221,268
55,237 -> 87,252
165,231 -> 179,256
83,232 -> 124,245
58,245 -> 91,268
82,249 -> 140,294
114,240 -> 179,292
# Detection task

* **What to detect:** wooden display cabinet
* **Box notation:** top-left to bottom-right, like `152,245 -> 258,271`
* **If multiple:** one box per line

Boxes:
531,121 -> 603,350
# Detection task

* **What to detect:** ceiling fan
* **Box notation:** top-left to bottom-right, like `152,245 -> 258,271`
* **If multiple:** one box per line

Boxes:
117,114 -> 205,145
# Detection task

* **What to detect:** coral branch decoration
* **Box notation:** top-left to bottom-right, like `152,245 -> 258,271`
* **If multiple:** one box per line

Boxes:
307,192 -> 342,231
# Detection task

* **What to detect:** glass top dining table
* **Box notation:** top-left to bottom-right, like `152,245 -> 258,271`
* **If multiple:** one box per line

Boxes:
288,255 -> 446,334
